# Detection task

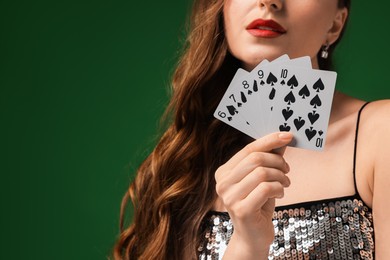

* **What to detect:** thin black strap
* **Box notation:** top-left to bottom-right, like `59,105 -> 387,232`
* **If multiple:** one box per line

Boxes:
352,102 -> 370,193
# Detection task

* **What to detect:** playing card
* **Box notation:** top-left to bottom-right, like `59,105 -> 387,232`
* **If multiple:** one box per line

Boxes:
214,54 -> 337,151
268,66 -> 337,151
239,56 -> 311,137
259,56 -> 312,120
225,59 -> 270,138
213,68 -> 258,138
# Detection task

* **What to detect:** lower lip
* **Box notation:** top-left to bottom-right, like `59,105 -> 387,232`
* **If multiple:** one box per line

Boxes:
246,29 -> 284,38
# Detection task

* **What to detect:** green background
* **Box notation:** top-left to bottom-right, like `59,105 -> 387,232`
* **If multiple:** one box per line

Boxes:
1,1 -> 389,259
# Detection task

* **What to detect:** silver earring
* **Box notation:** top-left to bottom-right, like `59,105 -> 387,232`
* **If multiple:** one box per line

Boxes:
321,43 -> 330,59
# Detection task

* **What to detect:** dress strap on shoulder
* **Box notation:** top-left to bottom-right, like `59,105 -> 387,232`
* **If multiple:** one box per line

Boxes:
352,101 -> 371,193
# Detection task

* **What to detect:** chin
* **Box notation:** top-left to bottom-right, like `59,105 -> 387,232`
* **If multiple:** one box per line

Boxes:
235,49 -> 286,70
238,55 -> 271,71
241,60 -> 259,71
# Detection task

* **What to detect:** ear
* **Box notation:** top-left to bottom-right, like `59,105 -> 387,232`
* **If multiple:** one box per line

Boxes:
326,7 -> 348,45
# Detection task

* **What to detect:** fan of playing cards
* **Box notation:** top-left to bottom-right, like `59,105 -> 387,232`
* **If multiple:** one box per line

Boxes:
214,54 -> 337,151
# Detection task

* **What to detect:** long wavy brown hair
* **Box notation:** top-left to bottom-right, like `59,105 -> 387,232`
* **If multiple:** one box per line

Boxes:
113,0 -> 350,259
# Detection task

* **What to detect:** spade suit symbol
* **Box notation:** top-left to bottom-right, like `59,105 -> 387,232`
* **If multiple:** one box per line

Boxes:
284,91 -> 296,105
269,88 -> 276,100
298,85 -> 310,99
240,91 -> 247,103
266,72 -> 278,86
313,78 -> 325,92
253,80 -> 258,92
293,117 -> 305,131
287,75 -> 298,89
310,94 -> 322,108
282,107 -> 294,121
308,111 -> 320,124
227,105 -> 238,116
279,123 -> 291,132
305,127 -> 317,141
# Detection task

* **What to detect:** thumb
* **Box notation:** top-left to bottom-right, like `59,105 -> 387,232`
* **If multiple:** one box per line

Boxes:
272,132 -> 293,155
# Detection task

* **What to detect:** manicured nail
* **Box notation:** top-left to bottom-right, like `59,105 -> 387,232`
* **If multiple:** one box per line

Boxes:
279,132 -> 292,140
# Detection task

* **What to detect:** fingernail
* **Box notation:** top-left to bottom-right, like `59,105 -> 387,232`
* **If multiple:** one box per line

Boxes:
279,132 -> 292,140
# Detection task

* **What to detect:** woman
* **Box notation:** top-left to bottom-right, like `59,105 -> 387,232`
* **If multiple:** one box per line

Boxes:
114,0 -> 390,259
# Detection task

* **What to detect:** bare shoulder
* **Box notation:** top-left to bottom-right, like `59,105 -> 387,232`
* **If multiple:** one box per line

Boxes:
365,99 -> 390,113
332,94 -> 390,133
361,99 -> 390,132
358,99 -> 390,169
361,100 -> 390,257
350,99 -> 390,209
370,99 -> 390,116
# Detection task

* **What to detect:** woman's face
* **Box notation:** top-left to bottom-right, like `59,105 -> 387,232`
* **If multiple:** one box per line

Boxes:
223,0 -> 348,70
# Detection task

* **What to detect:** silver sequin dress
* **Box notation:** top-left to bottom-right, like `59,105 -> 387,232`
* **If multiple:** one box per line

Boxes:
198,195 -> 374,260
198,103 -> 375,259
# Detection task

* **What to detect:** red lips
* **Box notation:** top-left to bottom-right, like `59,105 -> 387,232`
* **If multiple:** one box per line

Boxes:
246,19 -> 286,38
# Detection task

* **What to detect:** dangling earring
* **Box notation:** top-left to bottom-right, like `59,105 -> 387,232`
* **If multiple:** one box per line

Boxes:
321,43 -> 330,59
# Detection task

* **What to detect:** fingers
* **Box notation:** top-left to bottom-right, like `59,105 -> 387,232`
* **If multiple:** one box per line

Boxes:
240,167 -> 290,195
222,132 -> 293,170
224,181 -> 285,220
218,152 -> 289,185
242,181 -> 285,215
215,131 -> 293,222
219,167 -> 290,208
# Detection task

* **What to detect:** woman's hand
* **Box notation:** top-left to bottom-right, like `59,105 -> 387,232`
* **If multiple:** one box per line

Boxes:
215,132 -> 293,259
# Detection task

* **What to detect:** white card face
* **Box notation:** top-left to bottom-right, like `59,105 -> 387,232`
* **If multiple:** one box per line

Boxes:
259,57 -> 312,116
259,56 -> 312,133
213,54 -> 336,151
268,66 -> 337,151
213,68 -> 258,138
228,60 -> 270,138
239,56 -> 312,137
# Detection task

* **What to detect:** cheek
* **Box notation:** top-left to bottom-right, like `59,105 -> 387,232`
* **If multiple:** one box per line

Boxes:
292,3 -> 337,39
223,0 -> 240,35
223,2 -> 240,52
291,12 -> 331,47
223,1 -> 249,52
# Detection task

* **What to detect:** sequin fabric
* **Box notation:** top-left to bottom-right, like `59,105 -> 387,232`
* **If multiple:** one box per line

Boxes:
198,195 -> 374,260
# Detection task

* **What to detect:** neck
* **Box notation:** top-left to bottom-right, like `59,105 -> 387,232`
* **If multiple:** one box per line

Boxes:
329,91 -> 364,125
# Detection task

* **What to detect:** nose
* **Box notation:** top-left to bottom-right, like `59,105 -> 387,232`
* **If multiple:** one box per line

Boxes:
258,0 -> 283,11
